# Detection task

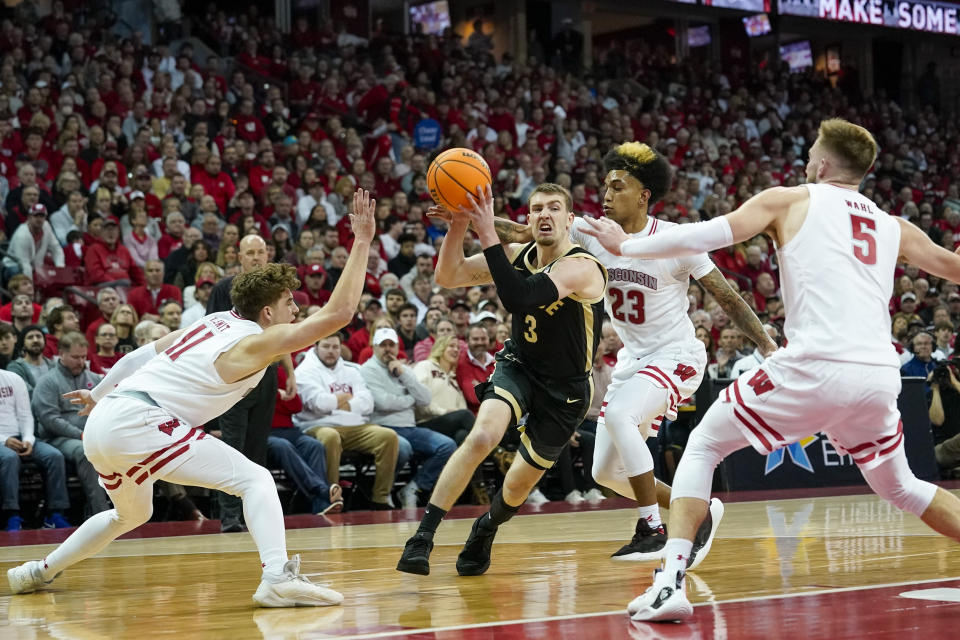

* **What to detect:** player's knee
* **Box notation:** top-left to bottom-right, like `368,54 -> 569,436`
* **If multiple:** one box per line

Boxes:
862,461 -> 937,516
464,424 -> 500,456
591,459 -> 615,487
115,501 -> 152,528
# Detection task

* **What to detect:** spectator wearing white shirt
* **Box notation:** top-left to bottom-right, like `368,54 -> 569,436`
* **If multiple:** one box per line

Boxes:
294,333 -> 400,510
0,368 -> 70,531
3,204 -> 64,279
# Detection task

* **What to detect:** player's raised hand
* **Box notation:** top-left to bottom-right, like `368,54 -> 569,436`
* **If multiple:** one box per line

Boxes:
351,189 -> 377,244
64,389 -> 96,417
580,216 -> 629,256
426,204 -> 454,223
460,184 -> 498,246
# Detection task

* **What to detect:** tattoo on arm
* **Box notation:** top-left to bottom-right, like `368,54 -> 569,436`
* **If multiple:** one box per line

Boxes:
471,270 -> 492,283
493,217 -> 532,244
698,269 -> 771,349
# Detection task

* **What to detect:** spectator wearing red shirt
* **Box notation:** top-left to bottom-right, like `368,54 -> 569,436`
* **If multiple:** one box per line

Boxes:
42,304 -> 79,359
289,67 -> 320,113
83,216 -> 145,286
84,287 -> 120,345
300,263 -> 332,306
572,183 -> 602,218
88,322 -> 121,374
234,98 -> 267,143
130,166 -> 164,219
456,325 -> 496,415
248,149 -> 276,199
711,245 -> 747,276
0,274 -> 41,323
741,245 -> 775,288
345,298 -> 383,360
158,210 -> 185,259
127,259 -> 183,319
192,154 -> 236,213
373,156 -> 400,200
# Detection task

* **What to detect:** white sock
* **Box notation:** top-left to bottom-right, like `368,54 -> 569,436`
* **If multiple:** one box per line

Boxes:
662,538 -> 693,579
637,504 -> 661,529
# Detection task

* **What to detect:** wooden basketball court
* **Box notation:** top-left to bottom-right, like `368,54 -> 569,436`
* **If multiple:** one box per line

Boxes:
2,486 -> 959,639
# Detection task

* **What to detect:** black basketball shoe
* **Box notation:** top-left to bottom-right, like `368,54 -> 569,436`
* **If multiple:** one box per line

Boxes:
456,514 -> 498,576
396,532 -> 434,575
611,517 -> 668,561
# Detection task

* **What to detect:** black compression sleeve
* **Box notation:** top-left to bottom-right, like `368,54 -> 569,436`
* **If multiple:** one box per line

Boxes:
482,244 -> 559,313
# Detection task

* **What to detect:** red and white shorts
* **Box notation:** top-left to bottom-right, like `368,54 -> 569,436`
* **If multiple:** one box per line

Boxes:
602,348 -> 707,434
82,395 -> 211,495
720,355 -> 904,471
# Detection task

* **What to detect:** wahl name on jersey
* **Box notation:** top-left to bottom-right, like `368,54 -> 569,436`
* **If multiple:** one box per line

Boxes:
607,267 -> 658,290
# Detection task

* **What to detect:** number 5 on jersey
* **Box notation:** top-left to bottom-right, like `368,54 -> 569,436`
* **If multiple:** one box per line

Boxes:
850,214 -> 877,265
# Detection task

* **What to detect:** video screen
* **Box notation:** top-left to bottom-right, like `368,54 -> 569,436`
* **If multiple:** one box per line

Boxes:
743,13 -> 772,36
705,0 -> 770,10
780,40 -> 813,71
688,25 -> 712,47
410,1 -> 450,36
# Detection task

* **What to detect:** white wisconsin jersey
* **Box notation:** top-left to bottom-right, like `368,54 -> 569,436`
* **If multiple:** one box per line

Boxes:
115,310 -> 267,426
776,183 -> 900,367
570,216 -> 715,359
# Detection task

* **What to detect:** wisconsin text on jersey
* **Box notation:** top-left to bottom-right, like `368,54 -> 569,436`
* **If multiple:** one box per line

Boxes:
607,267 -> 658,290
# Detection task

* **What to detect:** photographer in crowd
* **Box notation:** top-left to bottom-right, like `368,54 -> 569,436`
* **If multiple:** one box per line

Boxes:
928,357 -> 960,475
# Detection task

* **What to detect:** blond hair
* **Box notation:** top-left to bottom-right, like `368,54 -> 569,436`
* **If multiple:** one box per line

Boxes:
528,182 -> 572,212
428,334 -> 458,364
817,118 -> 878,179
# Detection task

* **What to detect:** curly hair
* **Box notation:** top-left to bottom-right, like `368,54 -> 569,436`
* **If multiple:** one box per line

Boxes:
230,263 -> 301,321
603,142 -> 673,205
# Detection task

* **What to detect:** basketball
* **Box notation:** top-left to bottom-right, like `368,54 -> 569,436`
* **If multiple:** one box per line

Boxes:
427,147 -> 492,212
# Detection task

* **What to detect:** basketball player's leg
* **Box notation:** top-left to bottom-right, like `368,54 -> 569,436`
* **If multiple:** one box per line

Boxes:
455,454 -> 546,577
396,399 -> 513,575
593,375 -> 677,559
158,436 -> 342,605
429,399 -> 513,510
628,398 -> 751,622
456,421 -> 564,576
11,474 -> 156,593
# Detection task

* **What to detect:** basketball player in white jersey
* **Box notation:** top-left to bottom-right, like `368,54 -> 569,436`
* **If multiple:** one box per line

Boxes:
8,190 -> 378,608
486,144 -> 776,565
583,118 -> 960,622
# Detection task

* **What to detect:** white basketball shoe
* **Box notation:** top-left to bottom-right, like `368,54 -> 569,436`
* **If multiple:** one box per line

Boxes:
253,555 -> 343,607
8,560 -> 60,594
627,568 -> 693,622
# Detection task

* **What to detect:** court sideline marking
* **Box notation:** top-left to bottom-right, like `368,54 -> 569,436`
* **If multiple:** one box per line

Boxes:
332,574 -> 960,640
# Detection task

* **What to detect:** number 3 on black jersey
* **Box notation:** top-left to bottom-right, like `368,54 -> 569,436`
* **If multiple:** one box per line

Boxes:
523,315 -> 538,343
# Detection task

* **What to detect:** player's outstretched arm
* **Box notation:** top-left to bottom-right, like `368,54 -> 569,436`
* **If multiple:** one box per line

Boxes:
252,189 -> 377,359
697,268 -> 778,357
896,217 -> 960,284
580,186 -> 805,258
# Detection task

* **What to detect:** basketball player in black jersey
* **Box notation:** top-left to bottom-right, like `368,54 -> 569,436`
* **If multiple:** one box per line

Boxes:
397,183 -> 607,577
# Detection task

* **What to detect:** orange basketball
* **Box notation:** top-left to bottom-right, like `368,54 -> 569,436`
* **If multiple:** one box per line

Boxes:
427,147 -> 492,212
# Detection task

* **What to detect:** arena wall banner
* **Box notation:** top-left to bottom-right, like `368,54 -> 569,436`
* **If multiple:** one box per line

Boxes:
704,377 -> 940,490
779,0 -> 960,35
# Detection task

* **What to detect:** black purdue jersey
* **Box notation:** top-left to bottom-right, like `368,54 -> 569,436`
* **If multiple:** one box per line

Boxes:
505,242 -> 608,380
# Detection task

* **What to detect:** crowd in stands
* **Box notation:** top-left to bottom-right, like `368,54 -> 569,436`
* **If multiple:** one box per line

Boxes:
2,1 -> 960,529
